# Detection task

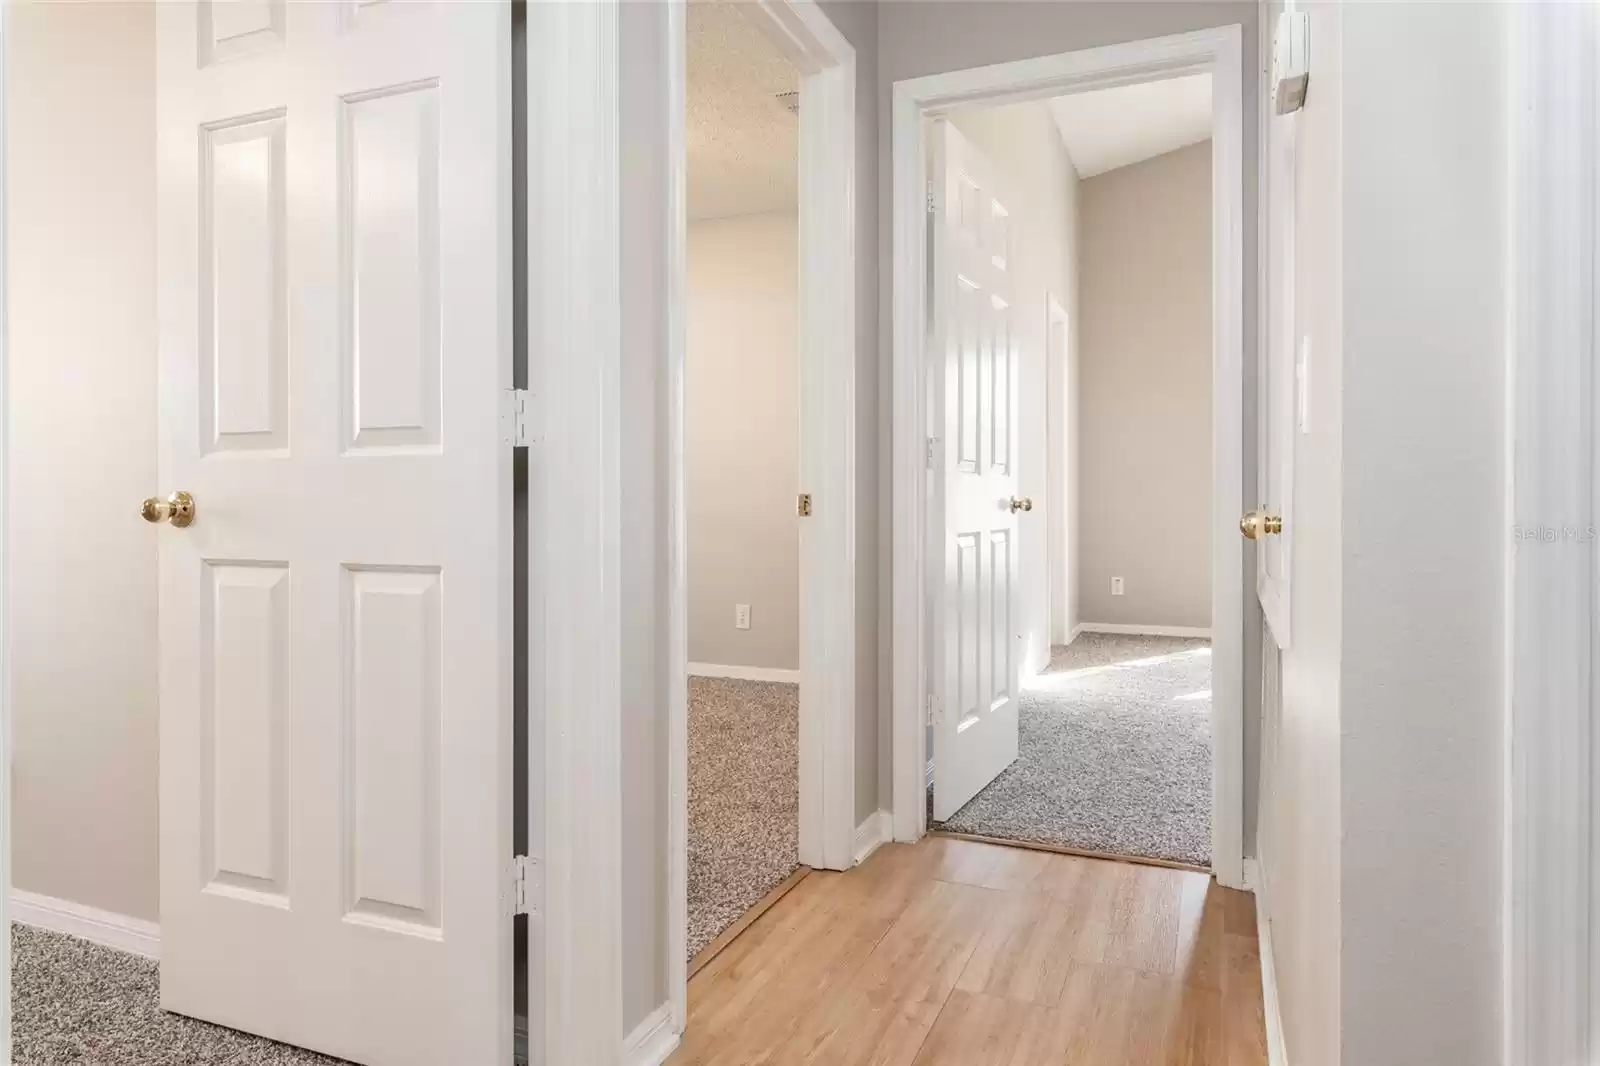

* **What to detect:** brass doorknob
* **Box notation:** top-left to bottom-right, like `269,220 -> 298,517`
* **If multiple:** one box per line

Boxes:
141,491 -> 196,528
1009,496 -> 1034,513
1239,510 -> 1282,539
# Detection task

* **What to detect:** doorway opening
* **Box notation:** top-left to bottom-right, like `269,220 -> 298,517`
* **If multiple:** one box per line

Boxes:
924,79 -> 1218,870
682,1 -> 808,967
663,0 -> 858,1036
892,26 -> 1248,889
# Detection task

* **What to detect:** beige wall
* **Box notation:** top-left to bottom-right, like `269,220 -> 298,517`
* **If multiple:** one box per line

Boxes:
1078,141 -> 1212,630
7,0 -> 160,921
687,213 -> 800,670
946,100 -> 1079,675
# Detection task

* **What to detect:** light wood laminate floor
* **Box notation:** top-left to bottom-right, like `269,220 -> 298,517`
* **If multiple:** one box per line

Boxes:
669,835 -> 1268,1066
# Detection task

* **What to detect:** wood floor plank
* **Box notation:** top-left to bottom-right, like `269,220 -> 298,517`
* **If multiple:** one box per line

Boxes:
1095,862 -> 1191,975
909,990 -> 1041,1066
788,878 -> 1000,1066
1173,874 -> 1227,990
689,867 -> 813,978
674,874 -> 899,1065
1222,884 -> 1258,936
1222,929 -> 1269,1065
670,836 -> 1270,1066
1011,964 -> 1156,1065
922,836 -> 1052,892
955,885 -> 1076,1005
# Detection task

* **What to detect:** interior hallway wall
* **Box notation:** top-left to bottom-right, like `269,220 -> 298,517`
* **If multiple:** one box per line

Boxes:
875,0 -> 1263,849
686,213 -> 800,671
6,0 -> 160,923
1256,4 -> 1342,1062
1078,140 -> 1212,630
1258,5 -> 1508,1065
945,100 -> 1080,679
1337,3 -> 1505,1062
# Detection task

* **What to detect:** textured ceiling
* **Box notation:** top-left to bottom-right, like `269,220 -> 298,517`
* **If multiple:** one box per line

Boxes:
687,1 -> 798,221
1049,74 -> 1213,178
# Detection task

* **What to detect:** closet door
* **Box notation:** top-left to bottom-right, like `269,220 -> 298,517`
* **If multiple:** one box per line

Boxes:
154,3 -> 513,1062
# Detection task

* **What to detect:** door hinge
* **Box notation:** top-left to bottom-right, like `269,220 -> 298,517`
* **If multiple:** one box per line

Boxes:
512,854 -> 539,917
926,693 -> 936,727
797,493 -> 813,517
926,179 -> 936,214
926,436 -> 939,469
502,388 -> 533,448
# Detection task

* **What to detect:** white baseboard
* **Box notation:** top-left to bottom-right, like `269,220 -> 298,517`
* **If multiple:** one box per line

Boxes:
1250,862 -> 1290,1066
853,809 -> 891,865
12,890 -> 161,959
622,1003 -> 679,1066
688,662 -> 800,684
1077,622 -> 1212,639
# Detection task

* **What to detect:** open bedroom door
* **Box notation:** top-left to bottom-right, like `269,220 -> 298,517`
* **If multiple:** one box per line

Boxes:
929,119 -> 1023,822
154,3 -> 513,1063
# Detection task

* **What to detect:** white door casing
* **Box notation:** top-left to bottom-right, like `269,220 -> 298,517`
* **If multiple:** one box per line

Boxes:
930,120 -> 1022,822
892,27 -> 1245,886
156,4 -> 512,1064
1046,295 -> 1071,646
1258,14 -> 1299,649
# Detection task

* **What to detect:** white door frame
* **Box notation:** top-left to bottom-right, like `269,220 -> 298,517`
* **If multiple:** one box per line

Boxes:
0,3 -> 11,1058
1506,1 -> 1598,1059
528,3 -> 626,1062
532,0 -> 855,1056
890,25 -> 1248,888
666,0 -> 858,1042
1045,293 -> 1071,647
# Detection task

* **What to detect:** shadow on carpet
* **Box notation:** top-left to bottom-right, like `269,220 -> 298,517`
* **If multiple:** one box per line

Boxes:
933,633 -> 1213,867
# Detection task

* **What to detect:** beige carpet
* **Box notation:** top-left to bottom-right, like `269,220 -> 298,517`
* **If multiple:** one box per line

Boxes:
688,675 -> 800,959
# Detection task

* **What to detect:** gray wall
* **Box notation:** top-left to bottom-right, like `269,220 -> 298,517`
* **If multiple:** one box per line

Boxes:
7,0 -> 160,922
1078,141 -> 1212,629
1338,3 -> 1506,1062
875,0 -> 1263,841
1259,5 -> 1509,1065
687,213 -> 800,671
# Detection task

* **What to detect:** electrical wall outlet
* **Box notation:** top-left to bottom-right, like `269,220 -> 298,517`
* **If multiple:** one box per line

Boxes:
735,604 -> 751,630
1111,576 -> 1125,596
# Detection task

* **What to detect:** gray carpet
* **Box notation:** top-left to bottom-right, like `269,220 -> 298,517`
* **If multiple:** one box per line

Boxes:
687,675 -> 800,959
11,923 -> 346,1066
934,633 -> 1213,866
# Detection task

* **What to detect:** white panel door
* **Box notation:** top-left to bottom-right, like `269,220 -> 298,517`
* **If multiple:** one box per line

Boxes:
931,120 -> 1021,822
1259,16 -> 1299,648
155,3 -> 512,1064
